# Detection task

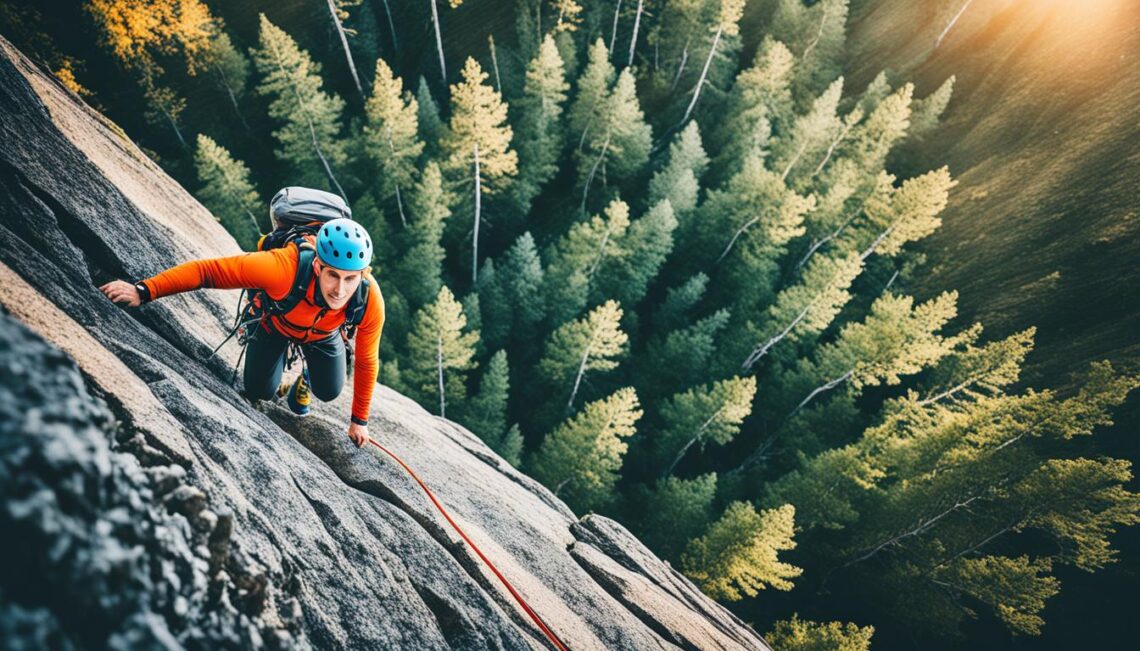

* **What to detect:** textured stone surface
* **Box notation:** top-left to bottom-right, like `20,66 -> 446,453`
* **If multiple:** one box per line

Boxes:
0,35 -> 769,650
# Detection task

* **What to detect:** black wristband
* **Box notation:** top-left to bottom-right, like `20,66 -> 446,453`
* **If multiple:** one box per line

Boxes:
351,415 -> 368,426
134,281 -> 152,303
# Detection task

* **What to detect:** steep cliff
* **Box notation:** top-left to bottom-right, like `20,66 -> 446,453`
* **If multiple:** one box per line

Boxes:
0,36 -> 768,651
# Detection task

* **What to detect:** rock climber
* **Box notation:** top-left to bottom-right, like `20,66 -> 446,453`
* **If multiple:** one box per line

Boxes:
98,217 -> 384,449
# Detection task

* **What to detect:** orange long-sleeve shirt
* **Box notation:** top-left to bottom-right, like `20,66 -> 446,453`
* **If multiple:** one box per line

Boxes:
140,242 -> 385,424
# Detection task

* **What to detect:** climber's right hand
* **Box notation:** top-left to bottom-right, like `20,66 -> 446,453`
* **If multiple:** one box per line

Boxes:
98,279 -> 142,307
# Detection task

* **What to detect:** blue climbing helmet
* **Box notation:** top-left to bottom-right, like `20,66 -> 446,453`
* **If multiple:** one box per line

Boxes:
316,218 -> 373,271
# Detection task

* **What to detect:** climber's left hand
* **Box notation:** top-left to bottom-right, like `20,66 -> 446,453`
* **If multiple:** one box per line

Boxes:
347,421 -> 370,448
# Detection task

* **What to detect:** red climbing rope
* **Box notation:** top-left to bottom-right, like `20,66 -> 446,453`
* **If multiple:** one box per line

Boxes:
367,438 -> 570,651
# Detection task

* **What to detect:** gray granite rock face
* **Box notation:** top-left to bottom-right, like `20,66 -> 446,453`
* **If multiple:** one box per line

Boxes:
0,35 -> 769,651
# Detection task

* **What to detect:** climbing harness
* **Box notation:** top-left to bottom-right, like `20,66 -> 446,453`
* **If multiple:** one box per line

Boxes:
367,439 -> 571,651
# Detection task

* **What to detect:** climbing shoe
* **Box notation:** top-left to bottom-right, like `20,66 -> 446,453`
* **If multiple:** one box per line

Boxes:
278,368 -> 311,416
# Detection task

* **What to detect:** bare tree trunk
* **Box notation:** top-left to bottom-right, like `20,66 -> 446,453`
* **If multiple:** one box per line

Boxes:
780,141 -> 808,182
489,35 -> 502,94
212,63 -> 250,132
797,212 -> 858,270
663,406 -> 725,478
430,0 -> 447,83
581,131 -> 612,212
801,4 -> 832,61
812,114 -> 858,177
627,0 -> 645,67
715,213 -> 760,264
379,0 -> 399,51
327,0 -> 364,100
437,332 -> 446,417
790,368 -> 853,419
860,224 -> 894,261
246,210 -> 265,238
609,0 -> 623,54
163,109 -> 188,150
585,217 -> 618,284
840,495 -> 984,569
265,29 -> 347,200
472,142 -> 482,285
679,27 -> 722,126
567,339 -> 594,413
670,39 -> 690,92
935,0 -> 975,50
743,303 -> 813,370
394,182 -> 407,227
384,127 -> 409,226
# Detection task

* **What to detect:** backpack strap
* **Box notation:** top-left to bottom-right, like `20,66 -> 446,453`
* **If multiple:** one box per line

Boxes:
261,242 -> 316,317
341,277 -> 371,339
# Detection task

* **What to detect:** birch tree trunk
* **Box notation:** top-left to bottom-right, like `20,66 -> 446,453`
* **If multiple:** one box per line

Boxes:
326,0 -> 364,100
430,0 -> 447,83
679,27 -> 722,126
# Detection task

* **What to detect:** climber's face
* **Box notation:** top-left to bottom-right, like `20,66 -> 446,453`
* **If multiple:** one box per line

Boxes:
313,259 -> 363,310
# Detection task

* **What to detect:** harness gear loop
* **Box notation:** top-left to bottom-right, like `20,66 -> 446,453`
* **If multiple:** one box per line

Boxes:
367,439 -> 570,651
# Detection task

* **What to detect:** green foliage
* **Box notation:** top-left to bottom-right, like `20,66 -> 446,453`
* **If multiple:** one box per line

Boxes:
510,34 -> 570,217
391,162 -> 450,309
765,615 -> 875,651
464,350 -> 520,465
631,473 -> 719,561
683,502 -> 802,600
362,58 -> 423,221
530,387 -> 643,513
193,134 -> 261,249
251,14 -> 347,190
403,286 -> 479,418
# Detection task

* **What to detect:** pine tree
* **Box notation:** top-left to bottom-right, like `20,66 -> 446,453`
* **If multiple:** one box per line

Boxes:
648,121 -> 709,221
538,299 -> 629,413
510,33 -> 570,217
442,56 -> 518,284
769,0 -> 850,104
908,75 -> 955,141
740,251 -> 864,370
659,375 -> 757,477
362,58 -> 424,226
765,616 -> 875,651
632,473 -> 718,561
692,153 -> 815,311
392,162 -> 450,309
783,291 -> 968,419
579,68 -> 652,208
849,166 -> 955,261
415,75 -> 445,156
251,14 -> 348,194
710,37 -> 795,185
839,82 -> 913,172
677,0 -> 747,126
764,357 -> 1140,637
595,199 -> 677,307
772,76 -> 845,186
404,285 -> 480,418
465,350 -> 519,465
193,134 -> 262,249
529,387 -> 643,512
683,502 -> 802,600
642,309 -> 730,399
654,272 -> 710,332
496,231 -> 546,344
142,83 -> 189,149
567,38 -> 616,154
200,28 -> 252,130
544,199 -> 632,325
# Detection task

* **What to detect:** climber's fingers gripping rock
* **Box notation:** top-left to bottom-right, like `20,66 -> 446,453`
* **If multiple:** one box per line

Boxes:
99,279 -> 142,308
348,421 -> 370,448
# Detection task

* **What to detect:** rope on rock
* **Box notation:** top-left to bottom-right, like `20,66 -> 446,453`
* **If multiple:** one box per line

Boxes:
367,438 -> 570,651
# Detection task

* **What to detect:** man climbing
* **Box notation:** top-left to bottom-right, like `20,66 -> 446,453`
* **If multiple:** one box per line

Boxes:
98,216 -> 384,449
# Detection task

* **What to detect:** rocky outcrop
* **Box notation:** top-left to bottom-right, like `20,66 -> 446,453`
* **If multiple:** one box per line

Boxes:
0,36 -> 768,650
